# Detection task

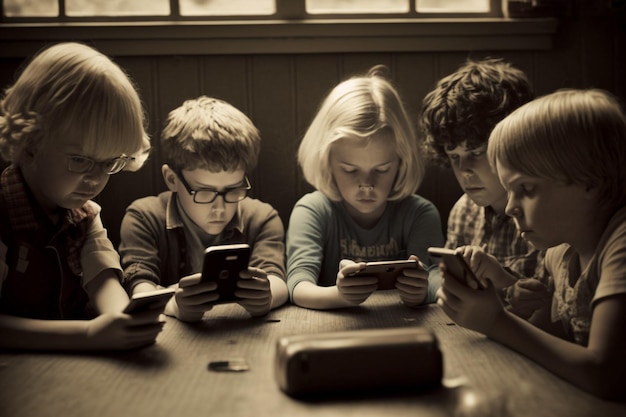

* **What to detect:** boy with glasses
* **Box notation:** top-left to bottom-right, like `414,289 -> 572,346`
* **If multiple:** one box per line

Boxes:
119,96 -> 288,322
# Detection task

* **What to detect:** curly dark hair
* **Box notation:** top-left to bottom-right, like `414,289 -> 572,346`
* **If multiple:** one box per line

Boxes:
419,58 -> 534,167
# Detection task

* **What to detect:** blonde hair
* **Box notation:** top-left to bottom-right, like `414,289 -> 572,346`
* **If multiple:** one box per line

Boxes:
488,89 -> 626,209
298,65 -> 423,201
0,42 -> 147,164
161,96 -> 260,172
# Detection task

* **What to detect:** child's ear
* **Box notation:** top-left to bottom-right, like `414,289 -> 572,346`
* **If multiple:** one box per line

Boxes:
162,164 -> 178,192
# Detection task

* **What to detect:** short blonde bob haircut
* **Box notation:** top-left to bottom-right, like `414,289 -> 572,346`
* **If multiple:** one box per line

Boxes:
298,65 -> 424,202
488,88 -> 626,210
0,42 -> 147,164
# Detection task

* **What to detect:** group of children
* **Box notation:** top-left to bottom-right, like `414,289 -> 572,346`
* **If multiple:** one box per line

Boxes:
0,42 -> 624,400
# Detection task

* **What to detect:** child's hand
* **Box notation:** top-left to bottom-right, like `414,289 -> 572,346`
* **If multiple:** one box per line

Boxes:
336,259 -> 377,305
237,267 -> 272,317
505,278 -> 552,319
86,311 -> 165,350
166,273 -> 218,322
396,255 -> 428,307
436,263 -> 505,336
457,246 -> 512,290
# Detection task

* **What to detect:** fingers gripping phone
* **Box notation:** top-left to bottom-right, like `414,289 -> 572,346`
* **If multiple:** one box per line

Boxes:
348,259 -> 418,290
123,288 -> 176,314
201,243 -> 251,303
427,247 -> 485,289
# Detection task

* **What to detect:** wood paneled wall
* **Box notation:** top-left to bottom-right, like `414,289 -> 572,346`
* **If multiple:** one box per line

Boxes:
99,53 -> 470,246
1,8 -> 624,248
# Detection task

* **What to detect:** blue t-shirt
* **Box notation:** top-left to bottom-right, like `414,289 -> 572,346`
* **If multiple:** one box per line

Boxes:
286,191 -> 444,300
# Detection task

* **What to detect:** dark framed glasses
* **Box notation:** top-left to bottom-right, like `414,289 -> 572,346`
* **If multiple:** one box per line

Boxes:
65,154 -> 131,175
175,170 -> 251,204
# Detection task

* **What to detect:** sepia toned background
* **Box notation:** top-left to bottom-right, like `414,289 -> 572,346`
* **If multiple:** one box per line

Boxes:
1,0 -> 624,247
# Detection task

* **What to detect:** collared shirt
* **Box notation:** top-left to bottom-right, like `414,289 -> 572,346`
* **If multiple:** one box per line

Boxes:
119,191 -> 285,291
1,165 -> 94,275
445,194 -> 547,283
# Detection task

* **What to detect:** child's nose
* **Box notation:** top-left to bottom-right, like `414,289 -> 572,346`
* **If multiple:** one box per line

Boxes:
210,195 -> 226,211
83,167 -> 109,183
359,172 -> 375,186
458,156 -> 475,173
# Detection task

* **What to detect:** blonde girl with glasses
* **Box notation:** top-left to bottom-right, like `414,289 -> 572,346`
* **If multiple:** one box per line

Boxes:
0,42 -> 162,351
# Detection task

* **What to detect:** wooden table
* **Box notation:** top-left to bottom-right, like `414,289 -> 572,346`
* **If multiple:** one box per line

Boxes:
1,292 -> 624,417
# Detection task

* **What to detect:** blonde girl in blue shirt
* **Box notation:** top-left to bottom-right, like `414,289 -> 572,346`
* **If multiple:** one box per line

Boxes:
287,65 -> 444,310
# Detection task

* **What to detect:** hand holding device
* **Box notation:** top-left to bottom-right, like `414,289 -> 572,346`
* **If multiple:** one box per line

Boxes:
86,312 -> 166,350
336,260 -> 377,305
167,273 -> 217,322
395,255 -> 429,306
348,259 -> 419,290
201,243 -> 251,303
236,266 -> 272,317
123,288 -> 176,314
428,247 -> 486,290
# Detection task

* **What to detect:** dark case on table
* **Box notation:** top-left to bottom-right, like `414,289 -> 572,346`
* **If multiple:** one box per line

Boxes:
275,327 -> 442,396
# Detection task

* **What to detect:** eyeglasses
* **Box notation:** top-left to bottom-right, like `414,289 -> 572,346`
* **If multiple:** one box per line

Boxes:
65,154 -> 132,175
175,170 -> 251,204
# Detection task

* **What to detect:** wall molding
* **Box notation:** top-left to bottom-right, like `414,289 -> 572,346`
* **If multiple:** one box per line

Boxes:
0,17 -> 558,57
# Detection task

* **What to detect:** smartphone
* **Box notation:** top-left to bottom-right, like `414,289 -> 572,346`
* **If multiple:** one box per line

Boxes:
123,288 -> 176,314
348,259 -> 418,290
427,247 -> 485,289
201,243 -> 251,303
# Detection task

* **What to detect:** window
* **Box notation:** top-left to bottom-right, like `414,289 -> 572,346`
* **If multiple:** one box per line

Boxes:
307,0 -> 490,15
307,0 -> 410,14
2,0 -> 499,20
180,0 -> 274,16
0,0 -> 556,57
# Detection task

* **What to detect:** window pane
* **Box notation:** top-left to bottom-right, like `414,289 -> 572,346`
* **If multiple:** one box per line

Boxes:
307,0 -> 409,14
416,0 -> 489,13
66,0 -> 169,16
180,0 -> 275,16
4,0 -> 58,17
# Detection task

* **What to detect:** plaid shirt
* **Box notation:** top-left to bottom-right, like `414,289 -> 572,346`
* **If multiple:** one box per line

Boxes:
446,194 -> 547,284
0,165 -> 96,318
1,165 -> 95,275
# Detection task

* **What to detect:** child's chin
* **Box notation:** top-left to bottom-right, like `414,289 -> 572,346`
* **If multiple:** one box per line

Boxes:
63,197 -> 91,209
521,233 -> 550,250
204,223 -> 227,235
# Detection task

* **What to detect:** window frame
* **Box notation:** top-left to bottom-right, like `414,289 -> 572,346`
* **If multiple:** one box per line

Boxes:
1,0 -> 503,22
0,0 -> 558,58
